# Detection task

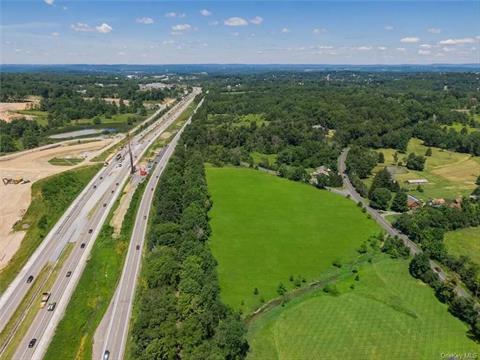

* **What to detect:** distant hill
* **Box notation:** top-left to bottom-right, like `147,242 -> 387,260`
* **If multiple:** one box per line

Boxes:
1,63 -> 479,74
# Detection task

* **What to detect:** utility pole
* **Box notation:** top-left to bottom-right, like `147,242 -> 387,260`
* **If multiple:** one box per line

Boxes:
127,132 -> 135,174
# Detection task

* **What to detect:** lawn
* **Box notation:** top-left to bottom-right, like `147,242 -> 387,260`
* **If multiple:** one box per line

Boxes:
206,166 -> 379,312
371,138 -> 480,201
247,256 -> 479,360
0,165 -> 101,295
445,227 -> 480,266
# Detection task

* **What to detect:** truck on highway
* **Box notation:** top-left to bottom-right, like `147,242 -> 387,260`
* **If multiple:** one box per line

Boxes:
40,292 -> 50,308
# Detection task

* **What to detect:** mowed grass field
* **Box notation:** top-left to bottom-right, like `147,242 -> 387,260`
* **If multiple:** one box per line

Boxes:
445,227 -> 480,266
206,166 -> 379,312
247,256 -> 479,360
370,138 -> 480,200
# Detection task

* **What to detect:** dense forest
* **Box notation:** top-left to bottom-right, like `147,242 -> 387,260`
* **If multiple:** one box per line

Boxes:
130,145 -> 248,359
0,73 -> 183,153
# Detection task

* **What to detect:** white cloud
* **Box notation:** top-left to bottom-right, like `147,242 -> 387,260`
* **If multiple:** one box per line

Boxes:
200,9 -> 212,16
71,23 -> 93,32
209,20 -> 219,26
400,37 -> 420,43
44,0 -> 54,5
224,17 -> 248,26
51,32 -> 60,36
96,23 -> 112,33
313,28 -> 327,34
396,47 -> 406,51
162,39 -> 176,45
171,24 -> 191,32
355,46 -> 372,51
419,44 -> 432,49
71,22 -> 112,33
232,32 -> 240,37
250,16 -> 263,25
427,27 -> 441,34
439,38 -> 475,45
165,12 -> 185,18
377,46 -> 387,50
418,49 -> 431,55
281,27 -> 291,33
117,51 -> 126,56
384,25 -> 394,31
136,17 -> 154,24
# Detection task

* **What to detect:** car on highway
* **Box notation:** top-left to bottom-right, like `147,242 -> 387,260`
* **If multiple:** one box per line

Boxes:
103,350 -> 110,360
103,203 -> 107,207
26,275 -> 34,283
47,302 -> 56,312
136,245 -> 140,250
66,271 -> 72,277
80,243 -> 86,249
88,229 -> 93,234
28,339 -> 36,348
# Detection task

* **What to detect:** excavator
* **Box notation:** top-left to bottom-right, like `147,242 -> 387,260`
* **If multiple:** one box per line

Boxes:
2,177 -> 30,185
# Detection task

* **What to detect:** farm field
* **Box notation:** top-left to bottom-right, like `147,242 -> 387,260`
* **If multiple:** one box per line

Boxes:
370,138 -> 480,201
247,256 -> 479,360
206,166 -> 379,312
250,152 -> 277,167
445,227 -> 480,266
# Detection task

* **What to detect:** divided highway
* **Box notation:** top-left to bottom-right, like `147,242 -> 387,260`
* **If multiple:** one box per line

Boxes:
96,97 -> 204,360
0,88 -> 200,360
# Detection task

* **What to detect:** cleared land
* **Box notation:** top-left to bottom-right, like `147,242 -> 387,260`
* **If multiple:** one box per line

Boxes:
247,256 -> 479,359
206,166 -> 379,312
445,227 -> 480,266
0,139 -> 110,270
371,138 -> 480,200
0,164 -> 101,294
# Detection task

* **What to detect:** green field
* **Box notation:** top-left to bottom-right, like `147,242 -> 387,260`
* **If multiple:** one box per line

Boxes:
250,152 -> 277,167
206,166 -> 379,312
247,256 -> 479,359
0,165 -> 101,295
445,227 -> 480,266
48,157 -> 84,166
15,110 -> 49,126
371,138 -> 480,200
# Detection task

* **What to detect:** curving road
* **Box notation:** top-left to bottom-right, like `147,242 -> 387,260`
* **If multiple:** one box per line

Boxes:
338,148 -> 469,296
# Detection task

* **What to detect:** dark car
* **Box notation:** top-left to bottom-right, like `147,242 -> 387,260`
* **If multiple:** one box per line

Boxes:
28,339 -> 36,348
103,350 -> 110,360
88,229 -> 93,234
103,203 -> 107,207
93,185 -> 97,189
100,176 -> 103,180
136,245 -> 140,250
143,215 -> 147,220
26,275 -> 34,283
116,182 -> 119,186
80,243 -> 86,249
111,190 -> 114,194
66,271 -> 72,277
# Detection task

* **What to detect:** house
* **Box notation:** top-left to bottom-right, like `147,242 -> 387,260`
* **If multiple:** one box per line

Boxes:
309,166 -> 331,185
406,179 -> 428,185
449,198 -> 462,209
429,198 -> 446,207
407,195 -> 422,210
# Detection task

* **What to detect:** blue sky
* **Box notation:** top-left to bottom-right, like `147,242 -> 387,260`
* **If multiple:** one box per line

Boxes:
1,1 -> 479,64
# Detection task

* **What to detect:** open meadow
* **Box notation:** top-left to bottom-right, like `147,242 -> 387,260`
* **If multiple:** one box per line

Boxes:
206,166 -> 379,312
370,138 -> 480,201
247,256 -> 479,360
445,227 -> 480,266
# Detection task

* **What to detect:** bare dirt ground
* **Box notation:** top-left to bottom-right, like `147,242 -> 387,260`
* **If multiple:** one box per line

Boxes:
0,139 -> 112,269
0,99 -> 40,122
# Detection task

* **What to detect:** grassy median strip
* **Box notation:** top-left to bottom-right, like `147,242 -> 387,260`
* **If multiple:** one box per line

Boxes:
44,178 -> 147,360
0,243 -> 74,360
0,165 -> 102,295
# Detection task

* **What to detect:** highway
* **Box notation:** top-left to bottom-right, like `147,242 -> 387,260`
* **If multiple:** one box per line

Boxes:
0,88 -> 200,360
95,97 -> 204,360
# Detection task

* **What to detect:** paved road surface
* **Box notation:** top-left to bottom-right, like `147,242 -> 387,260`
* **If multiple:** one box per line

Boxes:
0,89 -> 200,360
338,148 -> 468,296
95,98 -> 204,360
